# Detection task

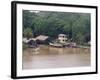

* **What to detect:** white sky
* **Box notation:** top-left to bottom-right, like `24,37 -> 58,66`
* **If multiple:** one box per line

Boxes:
29,10 -> 40,13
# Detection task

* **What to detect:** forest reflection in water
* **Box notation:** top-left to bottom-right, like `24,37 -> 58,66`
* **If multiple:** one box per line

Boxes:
22,45 -> 90,69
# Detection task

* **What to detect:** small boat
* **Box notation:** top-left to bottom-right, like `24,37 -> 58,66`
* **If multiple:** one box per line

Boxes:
49,42 -> 77,48
32,47 -> 40,52
65,42 -> 77,48
49,42 -> 64,48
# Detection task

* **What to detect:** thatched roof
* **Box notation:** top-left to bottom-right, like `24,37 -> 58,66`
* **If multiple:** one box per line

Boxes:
29,38 -> 36,41
36,35 -> 49,41
23,38 -> 36,43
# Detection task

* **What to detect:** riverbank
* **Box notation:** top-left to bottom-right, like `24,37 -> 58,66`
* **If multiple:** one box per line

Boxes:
23,42 -> 90,50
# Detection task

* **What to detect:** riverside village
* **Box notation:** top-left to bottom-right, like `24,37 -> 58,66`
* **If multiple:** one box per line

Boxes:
23,34 -> 90,53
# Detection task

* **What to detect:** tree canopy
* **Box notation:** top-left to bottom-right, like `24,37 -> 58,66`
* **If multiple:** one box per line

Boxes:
23,10 -> 91,45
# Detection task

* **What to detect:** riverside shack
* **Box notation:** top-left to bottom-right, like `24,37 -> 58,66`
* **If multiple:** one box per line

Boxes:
36,35 -> 50,44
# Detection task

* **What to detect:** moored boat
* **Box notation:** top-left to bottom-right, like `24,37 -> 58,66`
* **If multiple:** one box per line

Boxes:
49,42 -> 64,48
32,47 -> 40,52
49,42 -> 77,48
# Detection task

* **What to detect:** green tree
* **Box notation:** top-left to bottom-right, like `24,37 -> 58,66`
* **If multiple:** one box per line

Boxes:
23,27 -> 33,39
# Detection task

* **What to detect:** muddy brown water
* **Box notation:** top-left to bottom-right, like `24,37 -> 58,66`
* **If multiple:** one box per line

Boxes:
22,45 -> 90,69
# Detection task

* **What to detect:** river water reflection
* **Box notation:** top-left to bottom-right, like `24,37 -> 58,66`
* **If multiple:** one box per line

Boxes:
22,45 -> 90,69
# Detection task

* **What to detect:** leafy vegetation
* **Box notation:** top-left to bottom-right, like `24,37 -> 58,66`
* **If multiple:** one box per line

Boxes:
23,27 -> 33,39
23,10 -> 90,45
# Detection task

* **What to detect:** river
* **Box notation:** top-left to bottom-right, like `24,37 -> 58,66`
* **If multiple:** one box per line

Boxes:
22,45 -> 90,69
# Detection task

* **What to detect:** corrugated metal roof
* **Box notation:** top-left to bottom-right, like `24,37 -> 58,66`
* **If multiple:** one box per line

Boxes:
58,34 -> 66,36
